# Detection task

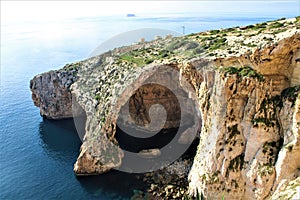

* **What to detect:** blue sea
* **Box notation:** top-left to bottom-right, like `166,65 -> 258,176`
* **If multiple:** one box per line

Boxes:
1,5 -> 299,199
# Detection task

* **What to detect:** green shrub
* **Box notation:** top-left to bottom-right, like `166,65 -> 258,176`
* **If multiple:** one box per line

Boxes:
222,66 -> 264,81
242,42 -> 257,47
64,62 -> 80,71
209,37 -> 227,50
270,22 -> 284,29
210,29 -> 220,35
277,17 -> 286,21
101,116 -> 105,123
95,94 -> 101,101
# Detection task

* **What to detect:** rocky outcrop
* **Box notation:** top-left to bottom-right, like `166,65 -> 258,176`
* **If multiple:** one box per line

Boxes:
30,17 -> 300,199
188,34 -> 300,199
72,61 -> 200,174
188,72 -> 300,199
271,95 -> 300,199
30,63 -> 79,119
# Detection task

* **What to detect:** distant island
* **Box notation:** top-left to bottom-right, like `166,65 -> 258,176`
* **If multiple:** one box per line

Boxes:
127,13 -> 136,17
30,17 -> 300,199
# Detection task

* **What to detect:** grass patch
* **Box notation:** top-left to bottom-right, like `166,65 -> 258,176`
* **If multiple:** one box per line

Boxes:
118,53 -> 146,67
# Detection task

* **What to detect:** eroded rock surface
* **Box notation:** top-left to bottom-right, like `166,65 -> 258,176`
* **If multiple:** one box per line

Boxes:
30,64 -> 79,119
30,18 -> 300,199
188,33 -> 300,200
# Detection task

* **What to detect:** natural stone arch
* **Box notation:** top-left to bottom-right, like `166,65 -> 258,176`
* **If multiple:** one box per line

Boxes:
100,63 -> 203,172
112,64 -> 202,130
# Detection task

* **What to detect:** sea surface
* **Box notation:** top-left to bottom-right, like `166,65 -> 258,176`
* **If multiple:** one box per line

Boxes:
1,10 -> 298,199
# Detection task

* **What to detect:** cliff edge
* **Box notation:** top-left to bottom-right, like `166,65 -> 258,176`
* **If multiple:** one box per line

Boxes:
30,17 -> 300,199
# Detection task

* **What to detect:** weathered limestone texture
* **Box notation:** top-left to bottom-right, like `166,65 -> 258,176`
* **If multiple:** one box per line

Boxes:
188,35 -> 300,199
30,18 -> 300,199
30,64 -> 79,119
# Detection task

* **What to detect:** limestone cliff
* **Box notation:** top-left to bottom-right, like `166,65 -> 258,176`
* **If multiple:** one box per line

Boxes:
188,33 -> 300,200
30,17 -> 300,199
30,64 -> 79,119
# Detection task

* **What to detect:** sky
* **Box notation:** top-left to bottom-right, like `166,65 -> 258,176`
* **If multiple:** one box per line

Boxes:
1,1 -> 300,24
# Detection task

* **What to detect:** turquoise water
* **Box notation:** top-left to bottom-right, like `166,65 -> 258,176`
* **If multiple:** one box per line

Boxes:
1,7 -> 299,199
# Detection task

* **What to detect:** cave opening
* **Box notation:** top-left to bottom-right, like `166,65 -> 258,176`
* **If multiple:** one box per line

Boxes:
116,125 -> 179,153
115,125 -> 200,158
115,79 -> 201,167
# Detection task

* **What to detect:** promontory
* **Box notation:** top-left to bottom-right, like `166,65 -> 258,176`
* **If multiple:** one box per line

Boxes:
30,17 -> 300,199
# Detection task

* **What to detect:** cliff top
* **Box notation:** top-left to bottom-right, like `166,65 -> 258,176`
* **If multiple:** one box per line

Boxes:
62,17 -> 299,72
108,16 -> 300,67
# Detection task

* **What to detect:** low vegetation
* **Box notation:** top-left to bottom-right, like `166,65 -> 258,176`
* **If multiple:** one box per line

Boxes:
118,52 -> 148,67
115,17 -> 298,68
63,62 -> 81,71
269,22 -> 284,29
258,163 -> 274,176
222,66 -> 264,81
117,38 -> 204,67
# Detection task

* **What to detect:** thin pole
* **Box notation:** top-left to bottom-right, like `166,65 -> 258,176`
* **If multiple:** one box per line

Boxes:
182,26 -> 185,35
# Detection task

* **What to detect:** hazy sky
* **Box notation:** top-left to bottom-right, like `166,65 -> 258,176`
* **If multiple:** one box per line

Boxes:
2,1 -> 300,23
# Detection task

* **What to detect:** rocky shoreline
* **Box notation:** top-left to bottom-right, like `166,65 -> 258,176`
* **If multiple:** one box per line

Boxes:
132,157 -> 192,200
30,17 -> 300,199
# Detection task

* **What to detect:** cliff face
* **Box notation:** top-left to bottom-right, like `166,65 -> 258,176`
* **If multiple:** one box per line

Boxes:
187,33 -> 300,200
30,18 -> 300,199
30,64 -> 79,119
188,74 -> 298,199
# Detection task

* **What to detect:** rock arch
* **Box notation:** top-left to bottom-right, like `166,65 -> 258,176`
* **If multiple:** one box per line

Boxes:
73,63 -> 203,174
